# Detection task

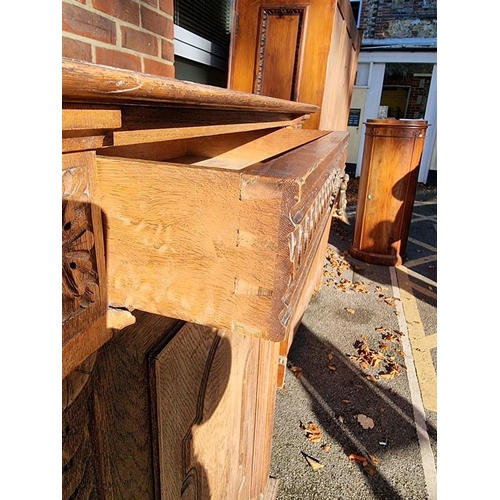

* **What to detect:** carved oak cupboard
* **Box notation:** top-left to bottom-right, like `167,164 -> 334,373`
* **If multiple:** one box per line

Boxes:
62,58 -> 349,500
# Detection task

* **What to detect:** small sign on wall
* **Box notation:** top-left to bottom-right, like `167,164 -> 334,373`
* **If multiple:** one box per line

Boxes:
348,108 -> 361,127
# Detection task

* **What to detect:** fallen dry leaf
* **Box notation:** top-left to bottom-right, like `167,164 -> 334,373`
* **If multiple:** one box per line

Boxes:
321,443 -> 331,451
327,365 -> 336,372
333,278 -> 369,293
290,365 -> 303,378
303,422 -> 322,442
302,452 -> 324,471
356,414 -> 375,429
379,361 -> 402,379
375,326 -> 391,334
345,308 -> 355,314
348,453 -> 378,475
348,453 -> 367,465
353,340 -> 386,368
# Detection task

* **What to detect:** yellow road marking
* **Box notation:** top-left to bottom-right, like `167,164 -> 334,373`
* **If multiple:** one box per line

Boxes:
411,333 -> 437,351
396,267 -> 437,412
396,264 -> 437,288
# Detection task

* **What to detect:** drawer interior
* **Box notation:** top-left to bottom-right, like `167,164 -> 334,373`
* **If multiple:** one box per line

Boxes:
97,127 -> 330,170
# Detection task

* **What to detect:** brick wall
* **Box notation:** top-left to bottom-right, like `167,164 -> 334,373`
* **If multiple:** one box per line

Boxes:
359,0 -> 437,40
62,0 -> 175,78
406,75 -> 431,119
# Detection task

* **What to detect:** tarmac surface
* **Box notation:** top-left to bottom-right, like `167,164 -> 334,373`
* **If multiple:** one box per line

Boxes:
269,180 -> 437,500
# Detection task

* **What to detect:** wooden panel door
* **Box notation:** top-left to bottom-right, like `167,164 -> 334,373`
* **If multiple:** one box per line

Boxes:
151,322 -> 280,500
63,311 -> 280,500
228,0 -> 361,130
253,7 -> 307,101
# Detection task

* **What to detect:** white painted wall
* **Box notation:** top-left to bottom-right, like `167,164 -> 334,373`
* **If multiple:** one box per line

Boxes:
346,88 -> 368,163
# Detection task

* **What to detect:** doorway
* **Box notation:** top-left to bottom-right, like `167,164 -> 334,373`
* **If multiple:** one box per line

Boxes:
352,57 -> 437,184
381,63 -> 433,120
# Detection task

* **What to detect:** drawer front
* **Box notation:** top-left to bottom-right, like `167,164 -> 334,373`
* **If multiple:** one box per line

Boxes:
236,132 -> 348,339
95,130 -> 349,342
281,158 -> 345,322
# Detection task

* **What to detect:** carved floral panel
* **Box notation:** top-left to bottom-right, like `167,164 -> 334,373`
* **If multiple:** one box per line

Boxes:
62,151 -> 105,344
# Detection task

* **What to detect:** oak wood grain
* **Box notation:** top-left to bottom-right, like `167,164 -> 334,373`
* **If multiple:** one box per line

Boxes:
151,322 -> 278,500
91,311 -> 183,500
108,119 -> 297,147
190,128 -> 329,169
63,58 -> 319,114
61,55 -> 352,500
62,106 -> 122,131
95,131 -> 348,341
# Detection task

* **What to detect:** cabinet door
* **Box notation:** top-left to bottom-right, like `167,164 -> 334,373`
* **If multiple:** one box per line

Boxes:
150,323 -> 280,500
63,314 -> 280,500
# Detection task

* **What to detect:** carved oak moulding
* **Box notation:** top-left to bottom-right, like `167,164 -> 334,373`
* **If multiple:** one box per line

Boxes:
97,130 -> 348,342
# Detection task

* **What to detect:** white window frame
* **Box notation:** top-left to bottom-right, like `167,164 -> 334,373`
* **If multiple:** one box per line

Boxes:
174,25 -> 228,71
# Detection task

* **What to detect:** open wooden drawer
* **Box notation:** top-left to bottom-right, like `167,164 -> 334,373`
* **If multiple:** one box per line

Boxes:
95,128 -> 348,342
62,59 -> 348,375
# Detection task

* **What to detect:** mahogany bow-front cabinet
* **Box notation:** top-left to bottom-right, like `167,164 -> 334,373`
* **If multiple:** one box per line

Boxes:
62,58 -> 349,500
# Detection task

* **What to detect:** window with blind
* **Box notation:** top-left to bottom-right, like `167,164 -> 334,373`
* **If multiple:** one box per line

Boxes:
174,0 -> 232,49
173,0 -> 233,86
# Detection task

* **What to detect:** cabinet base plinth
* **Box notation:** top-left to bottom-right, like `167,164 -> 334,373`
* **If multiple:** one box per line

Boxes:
349,246 -> 404,267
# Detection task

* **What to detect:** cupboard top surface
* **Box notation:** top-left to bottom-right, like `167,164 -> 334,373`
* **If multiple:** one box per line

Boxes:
62,58 -> 320,115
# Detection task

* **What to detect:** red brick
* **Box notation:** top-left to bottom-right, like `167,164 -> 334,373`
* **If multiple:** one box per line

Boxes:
95,47 -> 142,72
141,5 -> 172,37
62,2 -> 116,44
62,36 -> 92,62
159,0 -> 174,16
121,26 -> 158,56
142,0 -> 158,7
143,58 -> 175,78
92,0 -> 140,26
161,39 -> 174,63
